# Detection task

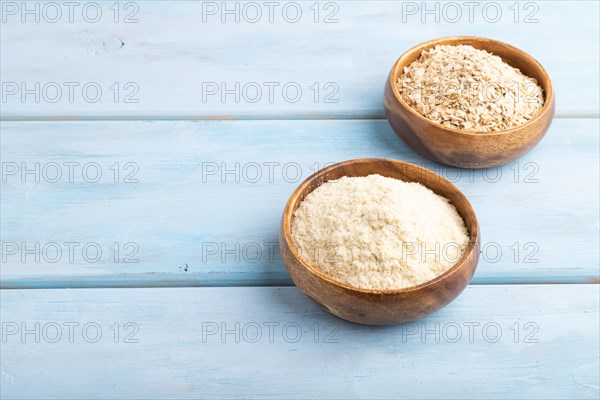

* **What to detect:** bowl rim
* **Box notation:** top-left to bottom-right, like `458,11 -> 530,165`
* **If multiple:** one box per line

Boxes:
282,158 -> 480,295
388,35 -> 555,137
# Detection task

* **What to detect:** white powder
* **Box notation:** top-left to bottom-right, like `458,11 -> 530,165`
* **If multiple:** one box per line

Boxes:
291,174 -> 469,290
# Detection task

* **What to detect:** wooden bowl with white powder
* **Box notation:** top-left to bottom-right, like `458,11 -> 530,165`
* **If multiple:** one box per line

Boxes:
279,158 -> 480,325
384,36 -> 555,168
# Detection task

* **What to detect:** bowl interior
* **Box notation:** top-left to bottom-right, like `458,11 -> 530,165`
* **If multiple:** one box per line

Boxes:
283,158 -> 479,293
389,36 -> 553,130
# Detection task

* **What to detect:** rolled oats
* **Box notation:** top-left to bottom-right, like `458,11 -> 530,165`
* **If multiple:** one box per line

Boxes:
397,45 -> 544,132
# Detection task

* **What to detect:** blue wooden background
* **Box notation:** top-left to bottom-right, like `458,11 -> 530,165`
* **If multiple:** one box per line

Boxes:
1,1 -> 599,399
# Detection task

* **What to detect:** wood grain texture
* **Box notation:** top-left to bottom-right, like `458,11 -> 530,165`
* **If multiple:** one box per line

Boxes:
1,285 -> 598,399
1,119 -> 598,288
1,2 -> 598,398
1,1 -> 598,119
384,36 -> 555,168
280,158 -> 480,324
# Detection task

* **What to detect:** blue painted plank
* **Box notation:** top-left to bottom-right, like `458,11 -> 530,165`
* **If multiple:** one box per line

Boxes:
1,119 -> 598,288
1,1 -> 598,118
1,285 -> 598,399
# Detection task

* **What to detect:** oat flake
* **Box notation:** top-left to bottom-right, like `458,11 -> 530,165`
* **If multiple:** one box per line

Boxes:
397,44 -> 544,132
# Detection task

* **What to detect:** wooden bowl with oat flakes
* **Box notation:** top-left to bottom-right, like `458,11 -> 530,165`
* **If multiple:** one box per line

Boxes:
384,36 -> 555,168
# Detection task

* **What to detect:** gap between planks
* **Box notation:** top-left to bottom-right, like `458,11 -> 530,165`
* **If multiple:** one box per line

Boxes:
2,276 -> 598,290
1,112 -> 599,122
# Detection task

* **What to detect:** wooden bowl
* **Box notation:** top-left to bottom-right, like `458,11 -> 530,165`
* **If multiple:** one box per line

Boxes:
279,158 -> 480,325
384,36 -> 555,168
